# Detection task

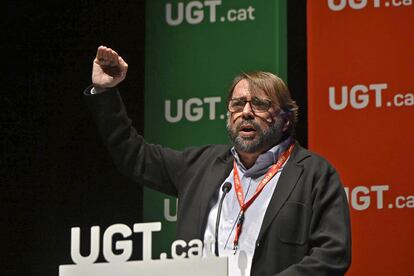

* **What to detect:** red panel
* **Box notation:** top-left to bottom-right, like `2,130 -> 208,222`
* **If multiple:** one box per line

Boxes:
308,1 -> 414,275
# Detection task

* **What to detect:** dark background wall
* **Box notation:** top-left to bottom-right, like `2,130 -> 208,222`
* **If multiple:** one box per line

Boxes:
1,1 -> 306,275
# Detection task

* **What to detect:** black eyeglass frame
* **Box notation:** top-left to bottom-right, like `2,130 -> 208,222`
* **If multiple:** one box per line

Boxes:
227,97 -> 273,113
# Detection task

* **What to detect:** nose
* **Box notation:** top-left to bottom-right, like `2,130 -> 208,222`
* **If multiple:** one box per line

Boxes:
242,101 -> 254,119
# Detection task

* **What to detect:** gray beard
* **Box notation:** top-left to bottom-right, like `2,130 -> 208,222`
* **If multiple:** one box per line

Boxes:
227,117 -> 284,154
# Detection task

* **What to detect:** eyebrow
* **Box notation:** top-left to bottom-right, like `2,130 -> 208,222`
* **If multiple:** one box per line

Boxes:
231,96 -> 270,100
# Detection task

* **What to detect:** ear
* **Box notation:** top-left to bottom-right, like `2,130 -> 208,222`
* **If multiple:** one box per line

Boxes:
282,114 -> 291,132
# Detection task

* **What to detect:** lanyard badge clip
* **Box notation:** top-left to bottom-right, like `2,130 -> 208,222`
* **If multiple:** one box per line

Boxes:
233,212 -> 245,254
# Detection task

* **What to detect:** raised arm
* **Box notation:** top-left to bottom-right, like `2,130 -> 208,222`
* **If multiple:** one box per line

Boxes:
86,46 -> 185,197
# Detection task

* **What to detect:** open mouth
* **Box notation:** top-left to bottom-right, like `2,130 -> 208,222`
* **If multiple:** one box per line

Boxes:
239,124 -> 257,136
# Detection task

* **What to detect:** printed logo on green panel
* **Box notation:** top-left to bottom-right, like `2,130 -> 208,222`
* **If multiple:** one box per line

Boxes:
165,1 -> 256,26
165,96 -> 224,123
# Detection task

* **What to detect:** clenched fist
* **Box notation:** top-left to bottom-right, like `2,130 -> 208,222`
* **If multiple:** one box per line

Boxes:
92,46 -> 128,90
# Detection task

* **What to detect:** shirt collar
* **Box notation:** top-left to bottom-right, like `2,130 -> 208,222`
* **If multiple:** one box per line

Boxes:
231,137 -> 293,177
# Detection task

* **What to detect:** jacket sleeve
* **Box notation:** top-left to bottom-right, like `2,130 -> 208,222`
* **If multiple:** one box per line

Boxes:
84,86 -> 185,197
277,165 -> 352,276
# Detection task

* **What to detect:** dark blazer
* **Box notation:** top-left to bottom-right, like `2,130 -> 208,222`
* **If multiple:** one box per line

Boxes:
85,87 -> 351,275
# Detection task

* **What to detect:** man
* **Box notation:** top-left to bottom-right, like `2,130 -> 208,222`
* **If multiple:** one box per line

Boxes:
85,46 -> 351,275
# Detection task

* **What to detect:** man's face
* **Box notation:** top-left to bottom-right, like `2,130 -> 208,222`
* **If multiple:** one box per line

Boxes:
227,79 -> 286,154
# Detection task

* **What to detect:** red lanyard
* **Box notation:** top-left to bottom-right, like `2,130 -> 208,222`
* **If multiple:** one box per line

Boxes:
232,143 -> 294,253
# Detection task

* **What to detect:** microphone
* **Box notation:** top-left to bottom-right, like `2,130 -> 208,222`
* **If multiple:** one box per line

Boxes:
215,182 -> 232,256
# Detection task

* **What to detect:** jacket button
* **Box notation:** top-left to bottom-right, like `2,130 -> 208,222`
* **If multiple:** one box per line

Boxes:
256,242 -> 260,247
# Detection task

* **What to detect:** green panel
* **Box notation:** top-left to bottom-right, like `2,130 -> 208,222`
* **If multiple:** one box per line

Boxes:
144,0 -> 287,258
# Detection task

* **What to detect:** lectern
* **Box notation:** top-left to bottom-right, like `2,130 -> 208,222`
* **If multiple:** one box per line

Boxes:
59,257 -> 228,276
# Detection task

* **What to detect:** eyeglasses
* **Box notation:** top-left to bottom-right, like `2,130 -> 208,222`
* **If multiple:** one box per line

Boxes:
228,97 -> 272,113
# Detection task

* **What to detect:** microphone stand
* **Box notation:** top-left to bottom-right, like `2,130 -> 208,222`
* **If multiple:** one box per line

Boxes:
215,182 -> 232,256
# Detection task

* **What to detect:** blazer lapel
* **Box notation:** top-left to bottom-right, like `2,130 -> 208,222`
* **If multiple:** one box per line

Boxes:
198,151 -> 234,238
257,144 -> 308,242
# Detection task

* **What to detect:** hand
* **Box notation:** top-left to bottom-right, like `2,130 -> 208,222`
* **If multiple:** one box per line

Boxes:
92,46 -> 128,90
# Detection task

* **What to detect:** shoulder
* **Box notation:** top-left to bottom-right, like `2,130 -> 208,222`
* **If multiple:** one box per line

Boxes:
181,144 -> 232,162
291,143 -> 338,176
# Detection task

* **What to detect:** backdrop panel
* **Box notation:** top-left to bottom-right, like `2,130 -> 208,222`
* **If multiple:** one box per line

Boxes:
308,2 -> 414,275
144,0 -> 287,257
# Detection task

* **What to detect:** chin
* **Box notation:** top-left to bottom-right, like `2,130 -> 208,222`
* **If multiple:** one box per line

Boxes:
234,137 -> 264,153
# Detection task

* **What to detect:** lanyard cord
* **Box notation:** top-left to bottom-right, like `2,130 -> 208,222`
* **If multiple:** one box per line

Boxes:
232,143 -> 295,253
